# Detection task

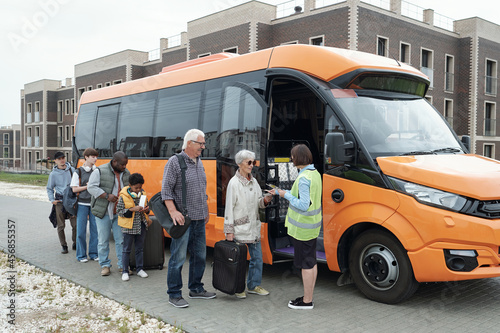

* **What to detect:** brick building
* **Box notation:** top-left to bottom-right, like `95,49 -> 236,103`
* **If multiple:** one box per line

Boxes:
20,0 -> 500,165
0,124 -> 21,169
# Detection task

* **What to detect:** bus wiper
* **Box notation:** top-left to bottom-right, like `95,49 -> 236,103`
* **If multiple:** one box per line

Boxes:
431,147 -> 463,154
399,150 -> 433,156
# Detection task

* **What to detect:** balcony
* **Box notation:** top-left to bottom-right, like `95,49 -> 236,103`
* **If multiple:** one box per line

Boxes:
486,76 -> 497,95
420,67 -> 434,88
34,112 -> 40,122
484,118 -> 496,136
27,137 -> 32,147
35,137 -> 40,148
57,136 -> 63,147
26,113 -> 32,123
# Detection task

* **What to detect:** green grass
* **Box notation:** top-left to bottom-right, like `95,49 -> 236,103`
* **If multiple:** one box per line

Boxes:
0,172 -> 49,186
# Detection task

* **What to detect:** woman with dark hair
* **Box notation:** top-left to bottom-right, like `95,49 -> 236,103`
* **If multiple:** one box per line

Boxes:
269,144 -> 322,310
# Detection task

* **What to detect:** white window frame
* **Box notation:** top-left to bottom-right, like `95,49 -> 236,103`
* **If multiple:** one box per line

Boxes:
3,133 -> 9,145
399,42 -> 411,64
445,54 -> 455,93
223,47 -> 238,54
485,58 -> 497,96
484,101 -> 496,136
377,36 -> 389,57
281,40 -> 299,45
197,53 -> 211,58
444,99 -> 453,128
309,35 -> 325,46
483,143 -> 495,158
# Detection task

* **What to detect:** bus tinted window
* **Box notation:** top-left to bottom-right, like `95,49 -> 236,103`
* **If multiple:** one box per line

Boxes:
202,87 -> 221,158
95,104 -> 119,157
74,104 -> 96,156
117,91 -> 157,157
154,83 -> 203,157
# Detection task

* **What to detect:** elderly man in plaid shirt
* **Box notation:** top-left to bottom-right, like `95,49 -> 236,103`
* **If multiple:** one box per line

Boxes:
161,129 -> 216,308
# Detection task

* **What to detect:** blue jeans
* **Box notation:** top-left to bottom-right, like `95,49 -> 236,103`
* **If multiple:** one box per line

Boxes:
76,204 -> 98,261
167,219 -> 206,298
122,223 -> 147,274
95,214 -> 123,269
246,242 -> 263,290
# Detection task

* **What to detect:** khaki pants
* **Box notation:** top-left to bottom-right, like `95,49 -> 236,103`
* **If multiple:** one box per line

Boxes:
55,202 -> 77,247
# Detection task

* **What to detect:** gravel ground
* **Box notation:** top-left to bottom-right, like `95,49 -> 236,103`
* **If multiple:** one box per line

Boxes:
0,181 -> 181,332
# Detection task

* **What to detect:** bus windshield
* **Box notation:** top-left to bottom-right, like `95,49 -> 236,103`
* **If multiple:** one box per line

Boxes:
336,91 -> 462,157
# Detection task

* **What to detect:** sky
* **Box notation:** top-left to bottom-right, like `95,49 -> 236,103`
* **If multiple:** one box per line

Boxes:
1,0 -> 499,127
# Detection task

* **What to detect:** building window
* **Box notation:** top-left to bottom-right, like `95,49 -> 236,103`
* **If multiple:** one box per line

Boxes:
484,144 -> 494,158
3,133 -> 9,145
57,100 -> 63,122
105,82 -> 111,87
281,41 -> 298,45
87,86 -> 93,91
113,80 -> 122,85
425,95 -> 433,104
223,47 -> 238,54
35,127 -> 40,148
421,48 -> 434,88
400,42 -> 410,64
35,151 -> 40,161
58,126 -> 63,147
78,87 -> 85,101
27,103 -> 32,123
65,99 -> 70,115
71,125 -> 74,138
65,125 -> 70,141
445,55 -> 454,92
197,53 -> 211,58
34,101 -> 40,122
486,59 -> 497,95
3,147 -> 8,158
484,102 -> 496,136
97,83 -> 103,89
444,99 -> 453,128
377,36 -> 388,57
310,36 -> 324,46
71,98 -> 75,114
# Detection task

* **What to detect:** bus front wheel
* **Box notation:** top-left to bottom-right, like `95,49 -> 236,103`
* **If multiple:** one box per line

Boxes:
348,229 -> 419,304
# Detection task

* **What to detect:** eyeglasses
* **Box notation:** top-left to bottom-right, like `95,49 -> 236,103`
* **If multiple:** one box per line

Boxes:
246,160 -> 257,166
191,140 -> 206,147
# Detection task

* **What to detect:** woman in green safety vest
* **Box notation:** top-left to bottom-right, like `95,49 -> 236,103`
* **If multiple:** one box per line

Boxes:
268,144 -> 322,310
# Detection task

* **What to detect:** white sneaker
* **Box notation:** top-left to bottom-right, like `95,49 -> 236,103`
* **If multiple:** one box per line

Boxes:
78,258 -> 89,263
122,273 -> 129,281
137,270 -> 148,278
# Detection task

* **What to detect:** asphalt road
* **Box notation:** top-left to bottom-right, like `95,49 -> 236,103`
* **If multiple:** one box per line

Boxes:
1,195 -> 500,332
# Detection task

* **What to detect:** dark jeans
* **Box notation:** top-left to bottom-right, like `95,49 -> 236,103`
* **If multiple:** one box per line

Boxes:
121,223 -> 147,273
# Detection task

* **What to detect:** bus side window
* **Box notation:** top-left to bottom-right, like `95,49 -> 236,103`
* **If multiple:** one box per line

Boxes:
95,104 -> 119,157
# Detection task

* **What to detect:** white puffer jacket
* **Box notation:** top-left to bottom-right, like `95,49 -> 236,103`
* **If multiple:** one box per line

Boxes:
224,170 -> 267,243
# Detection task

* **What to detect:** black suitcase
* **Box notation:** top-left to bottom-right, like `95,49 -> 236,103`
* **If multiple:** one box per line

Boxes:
212,240 -> 247,294
130,218 -> 165,270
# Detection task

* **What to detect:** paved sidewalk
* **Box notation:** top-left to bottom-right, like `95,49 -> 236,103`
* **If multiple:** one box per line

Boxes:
2,195 -> 500,332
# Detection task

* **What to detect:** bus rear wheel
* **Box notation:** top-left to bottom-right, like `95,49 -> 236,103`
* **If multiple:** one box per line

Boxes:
348,229 -> 419,304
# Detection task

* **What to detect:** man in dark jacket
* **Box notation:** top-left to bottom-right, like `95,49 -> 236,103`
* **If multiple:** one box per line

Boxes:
46,151 -> 76,254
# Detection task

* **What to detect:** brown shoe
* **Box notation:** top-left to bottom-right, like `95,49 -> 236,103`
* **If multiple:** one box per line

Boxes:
101,266 -> 111,276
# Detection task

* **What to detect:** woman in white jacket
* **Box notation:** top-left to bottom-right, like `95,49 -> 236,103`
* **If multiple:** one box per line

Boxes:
224,149 -> 272,299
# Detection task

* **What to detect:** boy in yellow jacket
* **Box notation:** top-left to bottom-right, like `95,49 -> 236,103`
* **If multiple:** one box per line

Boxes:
117,173 -> 151,281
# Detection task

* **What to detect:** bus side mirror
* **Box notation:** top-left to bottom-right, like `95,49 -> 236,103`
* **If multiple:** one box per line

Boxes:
461,135 -> 470,153
325,132 -> 354,165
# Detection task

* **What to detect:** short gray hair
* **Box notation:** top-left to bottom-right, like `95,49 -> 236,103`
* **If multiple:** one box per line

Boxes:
235,150 -> 255,165
182,129 -> 205,150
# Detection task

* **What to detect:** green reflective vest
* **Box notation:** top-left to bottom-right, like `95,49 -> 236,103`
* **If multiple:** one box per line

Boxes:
285,169 -> 322,241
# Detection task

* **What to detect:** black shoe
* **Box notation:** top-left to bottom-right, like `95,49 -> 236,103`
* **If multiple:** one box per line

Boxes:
61,246 -> 69,254
72,243 -> 76,250
288,296 -> 313,310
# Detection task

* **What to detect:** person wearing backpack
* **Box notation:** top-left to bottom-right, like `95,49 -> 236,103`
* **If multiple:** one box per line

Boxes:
46,151 -> 77,254
70,148 -> 99,263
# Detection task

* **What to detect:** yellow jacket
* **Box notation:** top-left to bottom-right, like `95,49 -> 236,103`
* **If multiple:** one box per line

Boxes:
117,186 -> 152,229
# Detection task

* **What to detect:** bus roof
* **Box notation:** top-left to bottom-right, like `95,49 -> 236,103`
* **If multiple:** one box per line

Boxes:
79,44 -> 428,105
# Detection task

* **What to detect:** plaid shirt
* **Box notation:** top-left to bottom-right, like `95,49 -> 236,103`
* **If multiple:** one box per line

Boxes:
161,151 -> 208,221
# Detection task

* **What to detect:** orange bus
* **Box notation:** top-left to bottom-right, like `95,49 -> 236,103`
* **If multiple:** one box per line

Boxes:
74,44 -> 500,304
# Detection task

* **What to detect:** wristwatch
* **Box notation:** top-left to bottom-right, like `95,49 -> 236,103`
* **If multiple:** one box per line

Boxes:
105,193 -> 109,200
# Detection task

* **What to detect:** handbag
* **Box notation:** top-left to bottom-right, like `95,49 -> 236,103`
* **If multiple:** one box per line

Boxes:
150,154 -> 191,239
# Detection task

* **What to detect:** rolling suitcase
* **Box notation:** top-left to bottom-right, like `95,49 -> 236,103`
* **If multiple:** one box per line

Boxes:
212,240 -> 247,295
130,218 -> 165,270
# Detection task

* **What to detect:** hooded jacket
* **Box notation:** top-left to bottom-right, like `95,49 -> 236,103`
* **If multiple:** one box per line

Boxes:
46,162 -> 74,202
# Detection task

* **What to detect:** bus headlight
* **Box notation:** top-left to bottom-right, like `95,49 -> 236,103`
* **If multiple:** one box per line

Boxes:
389,177 -> 467,211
